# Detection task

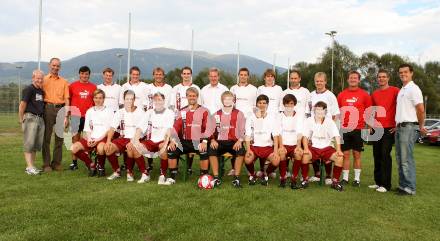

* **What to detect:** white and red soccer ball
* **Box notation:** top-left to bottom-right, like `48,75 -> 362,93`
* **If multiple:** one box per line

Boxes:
198,174 -> 214,189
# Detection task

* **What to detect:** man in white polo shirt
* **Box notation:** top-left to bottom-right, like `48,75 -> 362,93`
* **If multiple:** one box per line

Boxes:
119,66 -> 152,109
201,67 -> 229,114
395,63 -> 427,196
230,67 -> 257,119
149,67 -> 173,109
281,70 -> 310,118
257,68 -> 283,114
170,66 -> 201,111
97,67 -> 121,112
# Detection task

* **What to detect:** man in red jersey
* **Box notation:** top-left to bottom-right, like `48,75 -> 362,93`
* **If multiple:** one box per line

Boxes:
337,70 -> 372,187
68,66 -> 97,170
368,69 -> 399,193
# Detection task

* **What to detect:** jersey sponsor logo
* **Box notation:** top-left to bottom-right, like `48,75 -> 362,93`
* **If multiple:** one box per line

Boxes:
79,90 -> 91,99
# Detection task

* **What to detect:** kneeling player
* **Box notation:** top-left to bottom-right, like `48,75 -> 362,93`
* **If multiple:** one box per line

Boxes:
127,93 -> 174,184
300,101 -> 344,191
208,91 -> 246,187
277,94 -> 304,188
166,87 -> 214,185
71,89 -> 114,176
244,94 -> 280,186
104,90 -> 145,182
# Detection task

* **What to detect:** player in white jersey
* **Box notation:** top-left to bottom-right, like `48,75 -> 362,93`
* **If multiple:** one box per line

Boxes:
244,94 -> 281,186
280,70 -> 310,118
126,93 -> 175,184
276,94 -> 304,188
308,72 -> 340,183
71,89 -> 114,177
105,90 -> 145,182
97,68 -> 121,112
230,67 -> 258,119
119,66 -> 152,109
148,67 -> 173,109
201,67 -> 229,114
257,69 -> 283,114
300,101 -> 344,191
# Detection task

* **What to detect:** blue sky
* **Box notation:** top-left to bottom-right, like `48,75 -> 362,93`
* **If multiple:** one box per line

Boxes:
0,0 -> 439,67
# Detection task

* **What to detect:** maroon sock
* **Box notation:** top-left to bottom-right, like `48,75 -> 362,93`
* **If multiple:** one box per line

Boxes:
135,156 -> 147,174
97,155 -> 105,168
325,162 -> 332,178
75,150 -> 92,167
266,163 -> 277,176
333,166 -> 342,182
301,163 -> 309,181
126,157 -> 135,173
279,160 -> 287,180
107,154 -> 120,172
312,161 -> 320,177
245,163 -> 255,177
160,159 -> 168,176
292,159 -> 302,179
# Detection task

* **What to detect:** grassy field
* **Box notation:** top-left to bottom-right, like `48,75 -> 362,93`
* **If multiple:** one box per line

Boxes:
1,113 -> 439,241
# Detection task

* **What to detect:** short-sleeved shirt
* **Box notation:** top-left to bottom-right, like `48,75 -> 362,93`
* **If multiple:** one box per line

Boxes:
396,81 -> 423,124
43,74 -> 69,104
309,90 -> 340,118
371,86 -> 400,128
149,83 -> 173,108
97,83 -> 121,112
337,87 -> 372,130
170,83 -> 201,110
69,81 -> 97,117
257,85 -> 283,113
280,86 -> 310,117
22,84 -> 44,115
111,107 -> 145,139
83,106 -> 114,139
279,112 -> 303,146
119,81 -> 152,108
230,83 -> 258,118
201,83 -> 229,114
303,117 -> 340,149
245,112 -> 281,147
137,108 -> 175,143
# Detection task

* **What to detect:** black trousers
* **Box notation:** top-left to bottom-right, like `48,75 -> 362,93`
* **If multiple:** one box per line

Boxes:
372,128 -> 394,190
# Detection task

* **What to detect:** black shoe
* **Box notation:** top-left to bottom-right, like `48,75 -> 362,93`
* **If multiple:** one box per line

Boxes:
395,188 -> 412,196
97,168 -> 105,177
187,168 -> 193,176
88,168 -> 97,177
120,165 -> 126,171
69,162 -> 78,171
299,180 -> 309,189
340,179 -> 349,186
331,181 -> 344,192
232,179 -> 242,188
290,180 -> 299,189
352,180 -> 360,187
248,176 -> 257,186
260,176 -> 269,186
213,178 -> 222,187
279,179 -> 286,188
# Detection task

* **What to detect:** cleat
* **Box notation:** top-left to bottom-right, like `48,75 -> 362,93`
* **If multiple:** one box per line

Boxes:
137,173 -> 151,184
164,178 -> 176,185
25,167 -> 41,175
212,178 -> 222,187
158,175 -> 167,185
340,179 -> 349,186
352,180 -> 360,187
376,187 -> 387,193
299,180 -> 309,189
127,173 -> 134,182
290,179 -> 299,189
88,167 -> 97,177
232,179 -> 242,188
309,176 -> 320,182
279,179 -> 286,188
107,172 -> 121,180
69,162 -> 78,171
260,176 -> 269,186
97,168 -> 106,177
325,178 -> 332,185
368,184 -> 379,189
248,176 -> 257,185
331,181 -> 344,191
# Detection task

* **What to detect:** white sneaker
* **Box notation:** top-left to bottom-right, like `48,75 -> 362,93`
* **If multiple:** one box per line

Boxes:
325,178 -> 332,185
25,167 -> 41,175
286,171 -> 292,178
376,187 -> 387,193
164,178 -> 176,185
137,173 -> 151,184
158,175 -> 167,185
368,184 -> 379,189
309,176 -> 320,182
107,172 -> 121,180
127,173 -> 134,182
256,171 -> 264,178
227,169 -> 235,176
269,172 -> 276,179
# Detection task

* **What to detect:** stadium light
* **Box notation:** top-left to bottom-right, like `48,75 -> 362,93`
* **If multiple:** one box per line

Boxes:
287,57 -> 290,89
325,30 -> 337,92
38,0 -> 42,70
236,41 -> 240,84
127,12 -> 131,83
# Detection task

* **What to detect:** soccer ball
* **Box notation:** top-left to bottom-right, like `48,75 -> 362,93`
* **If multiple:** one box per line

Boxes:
198,174 -> 214,189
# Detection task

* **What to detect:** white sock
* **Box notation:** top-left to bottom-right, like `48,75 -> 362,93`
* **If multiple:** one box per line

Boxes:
354,169 -> 361,181
342,170 -> 349,181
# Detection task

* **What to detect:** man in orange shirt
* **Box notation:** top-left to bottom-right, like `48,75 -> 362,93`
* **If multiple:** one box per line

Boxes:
42,58 -> 70,172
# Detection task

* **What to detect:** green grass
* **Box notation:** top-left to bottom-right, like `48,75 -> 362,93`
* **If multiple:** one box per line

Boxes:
0,113 -> 439,241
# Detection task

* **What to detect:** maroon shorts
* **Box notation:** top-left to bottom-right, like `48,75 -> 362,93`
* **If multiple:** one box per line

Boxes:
284,145 -> 297,157
250,146 -> 274,160
112,138 -> 130,152
140,140 -> 163,153
309,145 -> 336,163
78,138 -> 106,152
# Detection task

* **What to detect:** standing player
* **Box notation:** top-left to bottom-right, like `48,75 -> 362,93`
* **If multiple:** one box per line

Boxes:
119,66 -> 152,109
126,92 -> 175,184
97,68 -> 121,112
369,69 -> 399,193
277,94 -> 304,188
148,67 -> 173,109
71,89 -> 114,176
244,94 -> 281,186
105,90 -> 146,182
308,72 -> 340,183
301,101 -> 344,191
166,87 -> 213,185
337,71 -> 372,187
281,70 -> 310,118
68,66 -> 97,171
201,67 -> 229,114
208,91 -> 246,187
257,69 -> 283,114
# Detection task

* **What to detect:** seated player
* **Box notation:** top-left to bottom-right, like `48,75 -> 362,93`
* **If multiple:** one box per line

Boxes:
71,89 -> 114,176
126,92 -> 175,184
276,94 -> 304,188
104,90 -> 145,182
208,91 -> 246,188
300,101 -> 344,191
166,87 -> 214,185
244,94 -> 281,186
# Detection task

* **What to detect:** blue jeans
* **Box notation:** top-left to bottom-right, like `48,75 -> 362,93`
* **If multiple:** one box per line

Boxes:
395,124 -> 418,194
